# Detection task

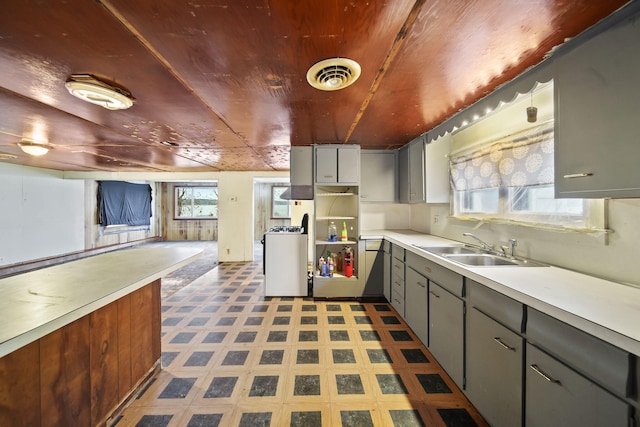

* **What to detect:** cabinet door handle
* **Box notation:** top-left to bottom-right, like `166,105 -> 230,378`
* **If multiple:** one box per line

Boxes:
529,364 -> 561,385
563,173 -> 593,179
493,337 -> 515,351
417,282 -> 426,288
429,290 -> 440,298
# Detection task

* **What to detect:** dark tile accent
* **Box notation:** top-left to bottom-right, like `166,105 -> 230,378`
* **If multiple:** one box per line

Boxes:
252,305 -> 269,312
184,351 -> 214,367
187,317 -> 210,327
221,288 -> 236,294
332,349 -> 356,364
376,374 -> 408,394
416,373 -> 452,394
216,317 -> 237,326
330,330 -> 350,341
350,304 -> 366,311
301,316 -> 318,325
359,330 -> 381,341
245,316 -> 264,326
239,412 -> 272,427
281,297 -> 294,301
204,377 -> 238,398
177,306 -> 195,313
213,296 -> 229,302
437,408 -> 478,427
328,315 -> 345,324
340,410 -> 373,427
168,295 -> 185,302
267,331 -> 288,342
354,316 -> 372,324
203,332 -> 227,343
298,330 -> 318,342
302,304 -> 317,312
326,304 -> 342,311
294,375 -> 321,396
161,305 -> 170,312
242,288 -> 256,293
277,304 -> 293,312
187,414 -> 223,427
381,316 -> 401,324
401,348 -> 430,363
273,316 -> 290,325
249,375 -> 279,396
336,374 -> 365,394
389,410 -> 426,427
170,332 -> 196,344
136,414 -> 173,427
259,349 -> 284,365
162,317 -> 183,326
222,350 -> 249,366
158,377 -> 196,399
374,304 -> 392,312
235,331 -> 257,343
161,352 -> 179,367
189,295 -> 207,302
202,305 -> 221,313
236,295 -> 251,302
367,348 -> 393,363
290,411 -> 322,427
227,305 -> 244,312
390,330 -> 413,341
296,349 -> 319,364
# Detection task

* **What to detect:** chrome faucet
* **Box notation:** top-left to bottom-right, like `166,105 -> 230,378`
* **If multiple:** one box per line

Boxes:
462,232 -> 493,252
500,239 -> 518,258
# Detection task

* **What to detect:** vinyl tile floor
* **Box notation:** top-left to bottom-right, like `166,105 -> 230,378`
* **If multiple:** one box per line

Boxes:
112,259 -> 488,427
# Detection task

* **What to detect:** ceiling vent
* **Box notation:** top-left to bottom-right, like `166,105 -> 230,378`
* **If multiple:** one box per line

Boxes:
306,58 -> 361,91
65,74 -> 134,110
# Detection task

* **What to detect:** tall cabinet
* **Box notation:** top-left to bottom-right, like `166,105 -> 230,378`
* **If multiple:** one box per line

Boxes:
312,145 -> 363,297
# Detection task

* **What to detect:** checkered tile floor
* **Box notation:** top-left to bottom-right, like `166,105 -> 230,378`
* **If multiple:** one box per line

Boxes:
112,260 -> 487,427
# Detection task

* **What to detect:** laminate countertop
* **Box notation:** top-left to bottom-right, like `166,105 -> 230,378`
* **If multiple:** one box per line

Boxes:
361,230 -> 640,356
0,247 -> 202,358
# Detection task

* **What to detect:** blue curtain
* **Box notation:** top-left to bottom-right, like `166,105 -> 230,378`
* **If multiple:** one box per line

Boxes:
98,181 -> 152,226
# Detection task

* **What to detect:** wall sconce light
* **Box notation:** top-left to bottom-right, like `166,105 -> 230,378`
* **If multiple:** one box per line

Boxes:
527,91 -> 538,123
18,140 -> 50,156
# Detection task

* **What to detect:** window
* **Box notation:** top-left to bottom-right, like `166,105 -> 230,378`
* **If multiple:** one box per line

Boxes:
451,124 -> 604,230
271,186 -> 291,219
98,181 -> 152,226
174,186 -> 218,219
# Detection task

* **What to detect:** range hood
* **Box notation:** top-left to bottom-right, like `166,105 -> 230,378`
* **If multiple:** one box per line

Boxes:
279,185 -> 314,200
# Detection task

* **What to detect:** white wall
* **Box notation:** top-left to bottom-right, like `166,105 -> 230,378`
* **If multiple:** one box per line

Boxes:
0,163 -> 84,266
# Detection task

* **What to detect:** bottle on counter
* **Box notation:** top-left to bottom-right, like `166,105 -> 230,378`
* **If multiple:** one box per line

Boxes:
318,256 -> 326,277
328,253 -> 334,277
341,221 -> 348,242
328,221 -> 337,242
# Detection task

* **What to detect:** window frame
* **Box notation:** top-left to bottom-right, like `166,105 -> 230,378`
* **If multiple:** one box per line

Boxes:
174,186 -> 218,220
271,186 -> 291,219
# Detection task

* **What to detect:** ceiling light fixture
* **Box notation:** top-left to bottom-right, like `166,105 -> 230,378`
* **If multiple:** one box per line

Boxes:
65,74 -> 134,110
18,140 -> 51,156
306,58 -> 361,91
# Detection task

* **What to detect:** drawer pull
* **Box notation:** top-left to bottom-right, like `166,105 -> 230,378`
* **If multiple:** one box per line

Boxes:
429,290 -> 440,298
563,172 -> 593,179
530,364 -> 561,385
493,337 -> 515,351
417,282 -> 426,288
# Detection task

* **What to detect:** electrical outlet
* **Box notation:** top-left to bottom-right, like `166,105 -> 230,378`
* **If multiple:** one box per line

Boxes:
433,215 -> 440,224
226,249 -> 230,254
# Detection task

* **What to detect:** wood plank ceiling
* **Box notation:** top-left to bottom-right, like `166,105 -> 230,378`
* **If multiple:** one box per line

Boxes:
0,0 -> 628,172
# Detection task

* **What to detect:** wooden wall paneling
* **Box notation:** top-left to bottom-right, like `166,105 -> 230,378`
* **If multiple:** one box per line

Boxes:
253,182 -> 290,238
151,279 -> 161,361
117,295 -> 133,401
130,284 -> 155,382
90,301 -> 120,426
163,183 -> 217,241
40,317 -> 91,427
0,341 -> 40,427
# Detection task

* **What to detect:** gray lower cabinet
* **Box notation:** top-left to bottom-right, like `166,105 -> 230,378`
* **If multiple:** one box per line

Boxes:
362,240 -> 384,296
383,241 -> 391,302
429,281 -> 464,388
390,245 -> 405,316
404,267 -> 428,344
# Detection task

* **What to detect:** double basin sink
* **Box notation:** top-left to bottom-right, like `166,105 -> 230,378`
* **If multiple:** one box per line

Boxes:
414,245 -> 547,267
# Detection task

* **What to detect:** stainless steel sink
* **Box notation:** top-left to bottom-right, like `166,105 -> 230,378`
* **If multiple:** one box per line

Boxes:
414,245 -> 478,255
445,253 -> 548,267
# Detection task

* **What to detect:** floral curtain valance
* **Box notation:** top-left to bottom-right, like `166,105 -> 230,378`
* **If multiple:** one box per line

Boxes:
450,125 -> 554,191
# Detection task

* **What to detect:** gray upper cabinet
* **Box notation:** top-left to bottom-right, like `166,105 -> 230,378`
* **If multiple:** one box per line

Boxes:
554,9 -> 640,198
398,135 -> 424,203
398,134 -> 450,203
315,145 -> 360,185
360,150 -> 396,202
398,145 -> 410,203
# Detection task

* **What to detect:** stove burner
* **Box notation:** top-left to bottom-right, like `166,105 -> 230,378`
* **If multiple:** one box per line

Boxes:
269,226 -> 302,233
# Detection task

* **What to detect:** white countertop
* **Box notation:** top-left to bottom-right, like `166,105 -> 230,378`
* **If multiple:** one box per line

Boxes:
362,229 -> 640,356
0,247 -> 202,358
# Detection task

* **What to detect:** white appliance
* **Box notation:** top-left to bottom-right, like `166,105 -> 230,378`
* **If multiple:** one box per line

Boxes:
263,225 -> 308,296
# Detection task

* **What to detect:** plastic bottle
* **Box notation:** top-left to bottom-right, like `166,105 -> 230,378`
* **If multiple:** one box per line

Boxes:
328,221 -> 337,242
319,256 -> 326,276
328,254 -> 334,277
341,221 -> 348,242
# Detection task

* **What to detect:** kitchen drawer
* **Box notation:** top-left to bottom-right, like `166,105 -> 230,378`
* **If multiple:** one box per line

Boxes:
527,308 -> 630,398
392,244 -> 405,262
468,279 -> 523,333
391,289 -> 405,317
406,251 -> 463,297
383,240 -> 390,253
391,256 -> 405,281
365,239 -> 382,250
391,270 -> 405,296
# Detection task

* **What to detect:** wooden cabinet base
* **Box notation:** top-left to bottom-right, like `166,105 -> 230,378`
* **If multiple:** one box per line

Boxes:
0,280 -> 161,427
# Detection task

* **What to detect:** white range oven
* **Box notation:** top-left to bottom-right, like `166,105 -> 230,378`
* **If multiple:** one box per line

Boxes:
262,219 -> 309,296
